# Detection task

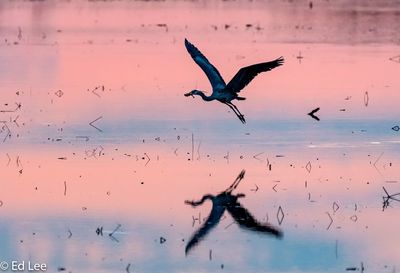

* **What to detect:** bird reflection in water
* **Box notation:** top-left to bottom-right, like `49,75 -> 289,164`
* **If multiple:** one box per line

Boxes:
185,170 -> 283,255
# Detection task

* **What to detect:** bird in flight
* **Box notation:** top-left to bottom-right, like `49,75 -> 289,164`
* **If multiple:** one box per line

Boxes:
184,39 -> 284,123
184,170 -> 283,255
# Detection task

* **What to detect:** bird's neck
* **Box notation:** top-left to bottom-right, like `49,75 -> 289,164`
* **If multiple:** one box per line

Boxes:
204,194 -> 214,200
195,91 -> 214,101
201,194 -> 214,203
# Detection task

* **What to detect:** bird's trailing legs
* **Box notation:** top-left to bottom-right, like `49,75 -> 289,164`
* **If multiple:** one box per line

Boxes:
185,170 -> 245,207
226,170 -> 246,193
228,102 -> 246,124
224,102 -> 246,124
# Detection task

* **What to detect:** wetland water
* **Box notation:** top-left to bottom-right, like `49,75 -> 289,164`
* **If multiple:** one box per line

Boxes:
0,0 -> 400,272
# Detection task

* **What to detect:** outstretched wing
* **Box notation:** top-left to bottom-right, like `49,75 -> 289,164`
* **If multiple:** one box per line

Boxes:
185,39 -> 226,90
225,57 -> 284,93
227,201 -> 283,238
185,205 -> 226,255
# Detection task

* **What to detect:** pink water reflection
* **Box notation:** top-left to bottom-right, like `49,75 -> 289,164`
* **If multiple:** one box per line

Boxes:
1,0 -> 400,272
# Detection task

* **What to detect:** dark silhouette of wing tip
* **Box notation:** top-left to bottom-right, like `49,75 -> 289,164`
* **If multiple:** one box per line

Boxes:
184,39 -> 190,48
185,240 -> 193,255
275,229 -> 284,239
276,56 -> 284,65
185,237 -> 201,256
185,247 -> 190,256
184,38 -> 194,52
257,223 -> 284,239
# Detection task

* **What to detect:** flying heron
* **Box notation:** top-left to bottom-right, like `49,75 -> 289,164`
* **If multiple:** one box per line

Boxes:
184,170 -> 283,255
184,39 -> 284,123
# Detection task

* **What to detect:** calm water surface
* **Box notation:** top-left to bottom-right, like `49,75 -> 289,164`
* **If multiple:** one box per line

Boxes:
0,1 -> 400,272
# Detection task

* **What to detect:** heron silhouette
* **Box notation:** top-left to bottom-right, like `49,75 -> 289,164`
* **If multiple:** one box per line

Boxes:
184,170 -> 283,255
184,39 -> 284,123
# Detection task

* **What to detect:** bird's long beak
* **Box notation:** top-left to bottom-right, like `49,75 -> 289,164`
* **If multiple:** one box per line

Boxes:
184,92 -> 194,98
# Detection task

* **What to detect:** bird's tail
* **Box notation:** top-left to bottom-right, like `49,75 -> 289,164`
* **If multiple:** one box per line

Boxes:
236,96 -> 246,100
